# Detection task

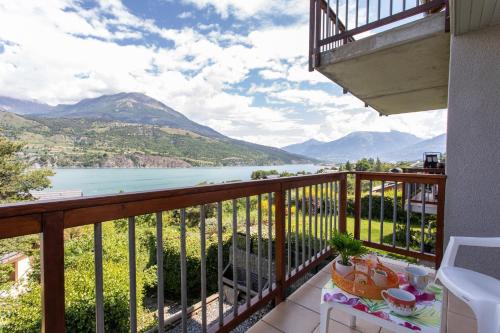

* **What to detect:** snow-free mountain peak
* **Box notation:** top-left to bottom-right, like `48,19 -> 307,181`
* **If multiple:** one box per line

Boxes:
283,131 -> 444,162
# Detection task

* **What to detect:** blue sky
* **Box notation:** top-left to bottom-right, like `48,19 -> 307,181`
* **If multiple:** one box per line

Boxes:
0,0 -> 446,147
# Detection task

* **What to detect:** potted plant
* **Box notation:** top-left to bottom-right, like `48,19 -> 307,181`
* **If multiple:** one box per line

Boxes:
331,231 -> 368,276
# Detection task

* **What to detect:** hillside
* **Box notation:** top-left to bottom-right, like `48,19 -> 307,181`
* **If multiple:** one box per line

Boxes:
44,93 -> 225,139
382,134 -> 446,161
0,96 -> 53,115
282,139 -> 325,156
283,130 -> 445,162
0,94 -> 314,168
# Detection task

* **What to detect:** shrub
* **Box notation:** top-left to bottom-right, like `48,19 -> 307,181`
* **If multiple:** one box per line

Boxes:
160,227 -> 231,301
0,223 -> 155,333
0,283 -> 42,332
346,193 -> 433,225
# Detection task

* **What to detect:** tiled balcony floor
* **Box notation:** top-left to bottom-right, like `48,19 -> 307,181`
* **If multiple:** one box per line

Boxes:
247,259 -> 478,333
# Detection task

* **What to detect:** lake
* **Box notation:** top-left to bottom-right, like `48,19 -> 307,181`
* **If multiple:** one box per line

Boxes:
48,164 -> 322,196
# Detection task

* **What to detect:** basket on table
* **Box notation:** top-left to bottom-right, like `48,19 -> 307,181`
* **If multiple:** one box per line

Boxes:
331,257 -> 399,300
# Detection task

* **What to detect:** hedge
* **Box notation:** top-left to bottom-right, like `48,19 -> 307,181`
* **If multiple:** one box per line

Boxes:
158,227 -> 232,301
346,194 -> 436,226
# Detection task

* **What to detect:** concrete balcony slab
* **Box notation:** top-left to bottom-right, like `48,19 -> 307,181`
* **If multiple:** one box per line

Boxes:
317,12 -> 450,115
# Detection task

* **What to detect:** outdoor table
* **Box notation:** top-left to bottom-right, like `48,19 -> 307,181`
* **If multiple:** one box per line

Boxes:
320,266 -> 443,333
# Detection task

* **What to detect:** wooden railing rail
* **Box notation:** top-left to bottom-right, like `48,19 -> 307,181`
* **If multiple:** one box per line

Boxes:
402,167 -> 445,175
0,173 -> 343,237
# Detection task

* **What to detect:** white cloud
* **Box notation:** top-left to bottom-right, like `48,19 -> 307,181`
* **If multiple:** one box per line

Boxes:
181,0 -> 308,20
0,0 -> 447,149
318,108 -> 447,142
178,11 -> 194,19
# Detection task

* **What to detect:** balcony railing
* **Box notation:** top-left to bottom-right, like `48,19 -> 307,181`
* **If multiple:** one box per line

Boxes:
0,171 -> 445,333
309,0 -> 449,71
352,172 -> 446,266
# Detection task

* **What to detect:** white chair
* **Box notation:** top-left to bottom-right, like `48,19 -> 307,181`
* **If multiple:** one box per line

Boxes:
436,236 -> 500,333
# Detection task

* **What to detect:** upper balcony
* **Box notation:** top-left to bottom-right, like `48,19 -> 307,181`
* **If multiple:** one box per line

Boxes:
309,0 -> 450,115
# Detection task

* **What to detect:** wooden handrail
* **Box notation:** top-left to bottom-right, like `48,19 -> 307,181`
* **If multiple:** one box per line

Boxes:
0,172 -> 348,239
402,167 -> 445,175
351,171 -> 447,183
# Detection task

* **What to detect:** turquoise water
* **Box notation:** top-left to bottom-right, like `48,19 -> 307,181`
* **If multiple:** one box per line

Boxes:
49,164 -> 322,196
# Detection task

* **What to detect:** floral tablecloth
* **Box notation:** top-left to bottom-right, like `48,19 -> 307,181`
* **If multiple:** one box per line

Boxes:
321,273 -> 443,332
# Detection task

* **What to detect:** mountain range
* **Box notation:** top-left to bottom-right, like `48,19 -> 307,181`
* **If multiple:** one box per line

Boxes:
283,131 -> 446,162
0,93 -> 313,168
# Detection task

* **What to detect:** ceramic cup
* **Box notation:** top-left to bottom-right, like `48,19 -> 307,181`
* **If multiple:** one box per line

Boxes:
370,268 -> 388,287
405,266 -> 429,290
381,288 -> 416,316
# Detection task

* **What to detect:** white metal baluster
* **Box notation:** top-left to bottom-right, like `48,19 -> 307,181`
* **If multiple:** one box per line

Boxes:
180,210 -> 188,333
128,216 -> 137,333
94,222 -> 104,333
217,202 -> 224,327
200,205 -> 207,332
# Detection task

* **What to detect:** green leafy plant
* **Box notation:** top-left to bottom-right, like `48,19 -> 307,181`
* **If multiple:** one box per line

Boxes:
330,232 -> 368,266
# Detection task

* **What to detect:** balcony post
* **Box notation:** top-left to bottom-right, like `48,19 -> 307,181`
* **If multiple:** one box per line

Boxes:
41,211 -> 65,333
274,185 -> 286,304
338,173 -> 347,234
314,0 -> 321,67
309,0 -> 315,71
435,178 -> 446,269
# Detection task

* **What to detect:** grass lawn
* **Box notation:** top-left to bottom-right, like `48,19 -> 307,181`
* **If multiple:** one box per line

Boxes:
280,212 -> 425,262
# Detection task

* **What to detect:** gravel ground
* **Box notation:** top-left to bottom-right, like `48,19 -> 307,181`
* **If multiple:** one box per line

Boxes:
165,299 -> 273,333
164,270 -> 316,333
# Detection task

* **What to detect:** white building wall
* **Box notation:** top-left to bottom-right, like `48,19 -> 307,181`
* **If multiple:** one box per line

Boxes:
445,23 -> 500,278
16,257 -> 31,282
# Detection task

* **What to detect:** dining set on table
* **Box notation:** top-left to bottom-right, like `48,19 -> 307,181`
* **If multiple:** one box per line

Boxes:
320,253 -> 442,333
321,234 -> 500,333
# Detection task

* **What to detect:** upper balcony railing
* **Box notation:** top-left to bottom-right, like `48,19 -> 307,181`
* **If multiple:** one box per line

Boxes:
309,0 -> 449,71
0,171 -> 445,333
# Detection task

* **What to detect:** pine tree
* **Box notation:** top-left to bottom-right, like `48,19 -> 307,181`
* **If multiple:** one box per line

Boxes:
375,157 -> 383,172
0,137 -> 54,203
345,160 -> 352,171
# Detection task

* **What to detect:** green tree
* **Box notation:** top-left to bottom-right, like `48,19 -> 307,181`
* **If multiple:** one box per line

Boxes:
345,160 -> 353,171
374,157 -> 383,172
251,169 -> 278,180
0,137 -> 54,203
355,158 -> 371,171
0,138 -> 53,287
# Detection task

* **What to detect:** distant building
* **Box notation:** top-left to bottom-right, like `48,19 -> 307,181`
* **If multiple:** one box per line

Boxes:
0,252 -> 30,283
31,190 -> 83,200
